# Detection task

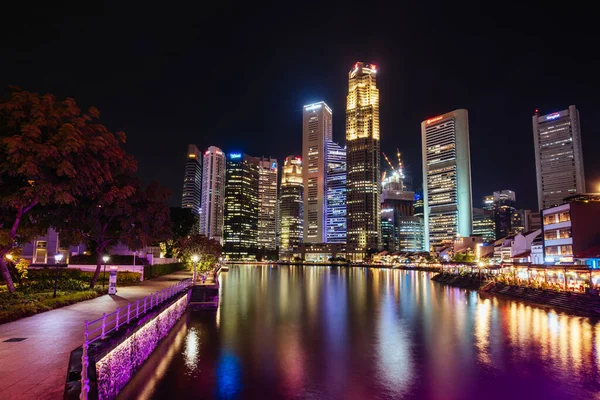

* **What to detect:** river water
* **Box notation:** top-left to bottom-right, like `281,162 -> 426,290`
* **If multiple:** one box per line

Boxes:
120,265 -> 600,399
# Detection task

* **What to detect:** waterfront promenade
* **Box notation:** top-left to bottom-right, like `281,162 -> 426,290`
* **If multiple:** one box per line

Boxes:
0,270 -> 193,400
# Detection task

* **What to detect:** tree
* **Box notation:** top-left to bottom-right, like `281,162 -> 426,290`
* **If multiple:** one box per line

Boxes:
163,207 -> 197,258
365,248 -> 379,262
175,234 -> 221,273
56,179 -> 172,288
0,89 -> 135,292
452,250 -> 475,263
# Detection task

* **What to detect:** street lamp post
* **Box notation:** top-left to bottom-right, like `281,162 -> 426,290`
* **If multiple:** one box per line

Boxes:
192,255 -> 199,284
53,253 -> 63,298
102,255 -> 110,289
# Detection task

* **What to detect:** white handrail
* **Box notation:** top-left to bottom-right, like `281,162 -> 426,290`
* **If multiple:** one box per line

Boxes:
79,278 -> 192,400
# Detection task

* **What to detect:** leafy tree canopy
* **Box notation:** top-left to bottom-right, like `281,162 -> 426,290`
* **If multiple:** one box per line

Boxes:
163,207 -> 197,258
0,88 -> 135,292
175,234 -> 221,273
55,179 -> 172,288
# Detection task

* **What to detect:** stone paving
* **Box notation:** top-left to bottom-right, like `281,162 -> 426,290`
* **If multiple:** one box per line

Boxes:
0,270 -> 193,400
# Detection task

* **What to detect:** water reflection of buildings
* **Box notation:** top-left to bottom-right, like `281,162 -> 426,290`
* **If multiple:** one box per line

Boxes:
201,266 -> 600,398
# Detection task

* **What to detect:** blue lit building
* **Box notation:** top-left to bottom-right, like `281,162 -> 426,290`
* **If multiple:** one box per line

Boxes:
326,141 -> 346,243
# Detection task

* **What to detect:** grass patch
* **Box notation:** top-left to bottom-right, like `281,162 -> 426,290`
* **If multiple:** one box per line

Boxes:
0,288 -> 107,325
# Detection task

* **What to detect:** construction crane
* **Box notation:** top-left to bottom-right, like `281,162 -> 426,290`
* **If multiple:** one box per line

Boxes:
382,152 -> 395,172
396,148 -> 403,170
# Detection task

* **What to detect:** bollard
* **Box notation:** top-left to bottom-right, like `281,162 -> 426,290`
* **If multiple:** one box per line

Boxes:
127,303 -> 131,324
115,308 -> 120,331
150,293 -> 153,308
144,297 -> 147,313
101,313 -> 107,339
136,300 -> 140,318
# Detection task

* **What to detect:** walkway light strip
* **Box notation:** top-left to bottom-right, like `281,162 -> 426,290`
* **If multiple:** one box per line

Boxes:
80,278 -> 193,399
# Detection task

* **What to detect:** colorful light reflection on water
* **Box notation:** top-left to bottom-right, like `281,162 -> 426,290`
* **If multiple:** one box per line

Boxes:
120,266 -> 600,400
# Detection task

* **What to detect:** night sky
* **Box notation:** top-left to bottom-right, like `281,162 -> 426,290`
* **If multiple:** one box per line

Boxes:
1,2 -> 599,210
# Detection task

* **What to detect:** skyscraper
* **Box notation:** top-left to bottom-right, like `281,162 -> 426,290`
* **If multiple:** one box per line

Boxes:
492,190 -> 516,239
398,217 -> 425,252
472,207 -> 495,243
483,195 -> 494,211
326,141 -> 346,243
181,144 -> 202,231
381,208 -> 398,252
279,156 -> 303,259
381,173 -> 414,219
345,62 -> 381,259
533,105 -> 586,210
511,209 -> 541,234
223,153 -> 259,260
302,101 -> 332,243
258,157 -> 278,253
200,146 -> 226,243
421,109 -> 472,250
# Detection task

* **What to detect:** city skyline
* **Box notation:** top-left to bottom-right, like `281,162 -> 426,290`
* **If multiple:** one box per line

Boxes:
3,5 -> 600,399
2,4 -> 599,212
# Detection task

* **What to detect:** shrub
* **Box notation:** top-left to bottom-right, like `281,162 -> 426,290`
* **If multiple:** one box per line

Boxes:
69,254 -> 150,265
143,263 -> 186,279
20,268 -> 141,289
75,270 -> 141,286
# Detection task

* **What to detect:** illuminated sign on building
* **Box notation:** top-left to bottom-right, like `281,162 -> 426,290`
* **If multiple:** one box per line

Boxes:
229,153 -> 241,159
271,162 -> 277,169
426,116 -> 444,125
546,112 -> 561,120
188,154 -> 196,158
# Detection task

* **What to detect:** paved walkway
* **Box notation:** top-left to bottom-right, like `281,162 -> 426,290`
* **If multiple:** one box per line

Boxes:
0,270 -> 193,400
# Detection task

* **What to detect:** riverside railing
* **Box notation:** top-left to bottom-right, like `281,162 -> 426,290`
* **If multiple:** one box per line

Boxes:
80,278 -> 192,399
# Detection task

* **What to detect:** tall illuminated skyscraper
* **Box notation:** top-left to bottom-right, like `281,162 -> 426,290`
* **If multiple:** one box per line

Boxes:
279,156 -> 303,259
533,106 -> 586,210
345,62 -> 380,259
200,146 -> 226,243
223,153 -> 259,260
326,141 -> 346,243
181,144 -> 202,232
492,190 -> 516,239
258,157 -> 278,252
421,109 -> 473,250
302,101 -> 332,243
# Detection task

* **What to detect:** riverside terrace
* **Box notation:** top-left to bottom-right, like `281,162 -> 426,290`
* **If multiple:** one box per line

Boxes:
440,262 -> 600,294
